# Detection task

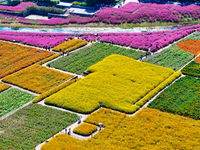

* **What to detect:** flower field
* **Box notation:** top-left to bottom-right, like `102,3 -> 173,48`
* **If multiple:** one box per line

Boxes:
0,88 -> 36,117
73,123 -> 97,136
2,65 -> 74,94
0,41 -> 53,78
0,83 -> 10,93
52,39 -> 87,52
177,40 -> 200,55
195,55 -> 200,63
0,31 -> 69,48
0,104 -> 78,150
49,43 -> 144,74
45,54 -> 174,114
148,76 -> 200,120
0,2 -> 35,12
143,43 -> 194,70
41,108 -> 200,150
181,61 -> 200,77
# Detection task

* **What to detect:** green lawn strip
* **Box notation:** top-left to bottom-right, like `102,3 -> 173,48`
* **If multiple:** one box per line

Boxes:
148,76 -> 200,120
49,43 -> 145,74
143,44 -> 193,71
0,104 -> 78,150
181,61 -> 200,77
0,88 -> 36,118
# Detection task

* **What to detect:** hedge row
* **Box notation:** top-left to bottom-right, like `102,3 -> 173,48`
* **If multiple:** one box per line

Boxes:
135,71 -> 182,107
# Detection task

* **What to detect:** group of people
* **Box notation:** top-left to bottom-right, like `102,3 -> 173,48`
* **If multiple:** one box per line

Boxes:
140,50 -> 152,61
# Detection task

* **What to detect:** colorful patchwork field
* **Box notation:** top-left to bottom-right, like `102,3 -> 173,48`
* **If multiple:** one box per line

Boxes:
148,76 -> 200,120
45,54 -> 174,114
52,39 -> 87,52
73,123 -> 97,136
2,65 -> 74,94
49,43 -> 144,74
0,83 -> 10,93
181,61 -> 200,77
0,88 -> 36,118
0,41 -> 53,78
41,108 -> 200,150
143,44 -> 193,70
0,104 -> 78,150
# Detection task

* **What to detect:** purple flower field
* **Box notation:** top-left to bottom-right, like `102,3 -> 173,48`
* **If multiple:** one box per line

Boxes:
0,25 -> 199,50
0,2 -> 35,12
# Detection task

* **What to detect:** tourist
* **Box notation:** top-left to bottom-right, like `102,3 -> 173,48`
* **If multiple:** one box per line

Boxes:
149,50 -> 152,56
78,116 -> 81,124
38,49 -> 40,52
68,128 -> 71,135
48,47 -> 51,51
145,52 -> 148,58
67,50 -> 69,56
99,123 -> 102,131
139,55 -> 143,61
41,61 -> 43,65
65,129 -> 67,134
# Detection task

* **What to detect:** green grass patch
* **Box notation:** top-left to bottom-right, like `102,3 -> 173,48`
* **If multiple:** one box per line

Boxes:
148,76 -> 200,120
0,88 -> 36,118
49,43 -> 145,74
181,61 -> 200,77
143,44 -> 193,71
0,104 -> 78,150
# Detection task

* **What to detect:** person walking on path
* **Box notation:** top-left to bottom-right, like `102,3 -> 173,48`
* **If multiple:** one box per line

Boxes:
65,129 -> 67,134
67,50 -> 69,56
68,128 -> 71,135
139,55 -> 143,61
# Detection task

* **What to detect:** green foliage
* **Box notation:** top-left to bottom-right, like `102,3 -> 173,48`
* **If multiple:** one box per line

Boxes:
148,76 -> 200,120
0,88 -> 36,117
49,43 -> 145,75
21,5 -> 64,14
38,0 -> 60,5
143,44 -> 193,71
181,61 -> 200,77
72,1 -> 87,6
0,104 -> 78,150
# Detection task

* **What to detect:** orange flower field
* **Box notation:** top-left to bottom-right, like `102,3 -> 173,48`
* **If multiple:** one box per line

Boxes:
0,41 -> 53,78
2,64 -> 74,94
0,82 -> 10,93
194,55 -> 200,63
41,108 -> 200,150
177,40 -> 200,55
73,123 -> 97,136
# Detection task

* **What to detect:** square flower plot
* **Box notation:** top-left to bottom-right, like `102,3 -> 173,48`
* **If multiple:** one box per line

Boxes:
45,54 -> 174,114
2,65 -> 74,94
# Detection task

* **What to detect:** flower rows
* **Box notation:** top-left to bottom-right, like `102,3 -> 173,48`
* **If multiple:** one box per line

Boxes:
0,83 -> 10,93
0,41 -> 53,78
181,61 -> 200,78
41,108 -> 200,150
45,54 -> 174,114
0,27 -> 195,51
2,64 -> 74,94
0,31 -> 69,48
148,76 -> 200,120
52,39 -> 87,52
177,40 -> 200,55
73,123 -> 97,136
0,2 -> 35,12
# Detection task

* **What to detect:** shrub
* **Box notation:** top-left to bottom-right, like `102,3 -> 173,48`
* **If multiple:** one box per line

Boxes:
72,1 -> 87,6
73,123 -> 97,136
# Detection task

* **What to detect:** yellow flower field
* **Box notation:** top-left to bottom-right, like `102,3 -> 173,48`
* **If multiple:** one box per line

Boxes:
41,108 -> 200,150
73,123 -> 97,136
0,83 -> 10,93
52,39 -> 87,52
2,65 -> 74,94
0,41 -> 53,78
45,54 -> 174,114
